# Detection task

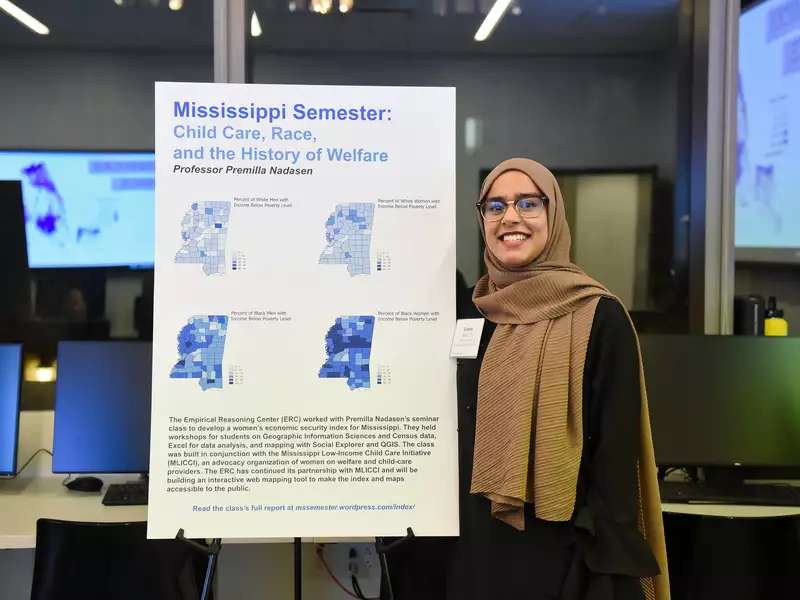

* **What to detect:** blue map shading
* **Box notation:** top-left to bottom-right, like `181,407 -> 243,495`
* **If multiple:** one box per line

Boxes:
318,203 -> 374,277
175,201 -> 231,275
319,315 -> 375,390
22,163 -> 67,238
170,316 -> 228,391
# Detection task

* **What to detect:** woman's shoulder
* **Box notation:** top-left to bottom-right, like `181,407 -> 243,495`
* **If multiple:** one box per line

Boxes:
590,297 -> 636,348
594,296 -> 628,322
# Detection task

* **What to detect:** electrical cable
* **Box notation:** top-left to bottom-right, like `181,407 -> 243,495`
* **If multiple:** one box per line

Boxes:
6,448 -> 52,479
315,545 -> 361,599
351,574 -> 368,600
315,545 -> 378,600
378,548 -> 394,600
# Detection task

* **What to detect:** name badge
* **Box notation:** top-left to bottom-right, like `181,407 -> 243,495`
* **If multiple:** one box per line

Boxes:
450,318 -> 485,359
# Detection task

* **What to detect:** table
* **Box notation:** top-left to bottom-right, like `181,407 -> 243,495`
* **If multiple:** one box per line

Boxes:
0,475 -> 147,549
0,411 -> 367,549
662,502 -> 800,518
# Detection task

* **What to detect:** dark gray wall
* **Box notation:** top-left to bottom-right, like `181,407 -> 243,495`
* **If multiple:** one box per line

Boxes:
0,50 -> 212,150
253,52 -> 679,283
0,49 -> 678,283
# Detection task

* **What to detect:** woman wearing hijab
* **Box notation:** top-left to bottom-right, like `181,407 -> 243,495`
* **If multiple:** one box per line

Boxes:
388,158 -> 669,600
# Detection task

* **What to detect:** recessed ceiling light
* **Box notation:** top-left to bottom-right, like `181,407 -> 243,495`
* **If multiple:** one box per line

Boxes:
169,0 -> 183,11
250,10 -> 262,37
0,0 -> 50,35
34,366 -> 55,383
474,0 -> 512,42
339,0 -> 353,13
311,0 -> 332,14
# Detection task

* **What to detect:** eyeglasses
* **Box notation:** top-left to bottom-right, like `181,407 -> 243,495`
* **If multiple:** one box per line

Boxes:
476,194 -> 548,222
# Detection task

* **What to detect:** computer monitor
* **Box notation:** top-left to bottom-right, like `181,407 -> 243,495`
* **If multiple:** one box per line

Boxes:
0,150 -> 154,269
0,344 -> 23,476
736,0 -> 800,263
641,334 -> 800,468
52,341 -> 152,474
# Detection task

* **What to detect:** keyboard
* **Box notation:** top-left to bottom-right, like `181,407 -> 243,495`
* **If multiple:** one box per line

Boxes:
102,482 -> 149,506
659,480 -> 800,506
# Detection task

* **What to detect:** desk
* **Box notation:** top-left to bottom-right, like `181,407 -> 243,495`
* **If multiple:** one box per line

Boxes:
0,410 -> 145,549
0,411 -> 362,550
0,475 -> 146,550
662,502 -> 800,518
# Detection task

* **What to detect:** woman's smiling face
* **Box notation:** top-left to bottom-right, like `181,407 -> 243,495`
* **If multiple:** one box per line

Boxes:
481,170 -> 549,268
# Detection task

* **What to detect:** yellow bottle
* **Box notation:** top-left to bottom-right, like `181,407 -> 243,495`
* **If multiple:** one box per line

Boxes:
764,296 -> 788,337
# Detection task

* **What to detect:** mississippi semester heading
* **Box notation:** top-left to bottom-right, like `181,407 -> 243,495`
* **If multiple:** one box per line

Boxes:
173,100 -> 392,124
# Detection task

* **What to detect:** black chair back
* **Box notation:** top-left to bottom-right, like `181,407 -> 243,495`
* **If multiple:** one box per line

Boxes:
31,519 -> 208,600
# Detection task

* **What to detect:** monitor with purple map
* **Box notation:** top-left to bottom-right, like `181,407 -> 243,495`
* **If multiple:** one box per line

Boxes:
736,0 -> 800,263
0,150 -> 155,268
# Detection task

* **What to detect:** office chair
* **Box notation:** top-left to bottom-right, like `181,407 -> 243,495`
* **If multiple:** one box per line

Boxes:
30,519 -> 210,600
664,513 -> 800,599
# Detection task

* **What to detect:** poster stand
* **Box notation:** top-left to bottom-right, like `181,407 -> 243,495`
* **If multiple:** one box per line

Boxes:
173,527 -> 415,600
375,527 -> 416,600
175,529 -> 222,600
294,537 -> 302,600
175,530 -> 303,600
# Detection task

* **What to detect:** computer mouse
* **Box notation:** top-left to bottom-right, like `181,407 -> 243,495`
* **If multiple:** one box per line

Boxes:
66,476 -> 104,492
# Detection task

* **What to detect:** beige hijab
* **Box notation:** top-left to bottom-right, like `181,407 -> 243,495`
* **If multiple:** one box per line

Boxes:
469,158 -> 669,600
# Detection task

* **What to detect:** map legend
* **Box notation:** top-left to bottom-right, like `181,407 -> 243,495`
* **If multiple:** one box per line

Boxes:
231,251 -> 247,272
376,365 -> 392,385
376,250 -> 392,272
227,365 -> 244,386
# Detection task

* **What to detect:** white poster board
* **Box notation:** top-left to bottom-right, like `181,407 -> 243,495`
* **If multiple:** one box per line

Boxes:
148,82 -> 457,539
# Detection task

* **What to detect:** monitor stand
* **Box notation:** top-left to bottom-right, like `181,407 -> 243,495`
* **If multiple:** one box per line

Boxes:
101,473 -> 149,506
703,466 -> 800,487
701,466 -> 745,488
676,467 -> 800,506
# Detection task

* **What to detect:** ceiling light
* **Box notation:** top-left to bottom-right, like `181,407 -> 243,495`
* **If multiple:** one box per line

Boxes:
511,3 -> 521,16
288,1 -> 297,12
464,117 -> 483,154
34,366 -> 55,383
23,356 -> 57,383
339,0 -> 353,13
311,0 -> 332,14
168,0 -> 183,10
0,0 -> 50,35
474,0 -> 512,42
250,10 -> 262,37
